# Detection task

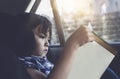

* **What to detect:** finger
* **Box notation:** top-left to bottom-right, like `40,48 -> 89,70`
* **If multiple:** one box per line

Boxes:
88,36 -> 95,42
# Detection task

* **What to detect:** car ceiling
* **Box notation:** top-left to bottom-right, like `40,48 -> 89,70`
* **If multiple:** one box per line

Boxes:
0,0 -> 31,15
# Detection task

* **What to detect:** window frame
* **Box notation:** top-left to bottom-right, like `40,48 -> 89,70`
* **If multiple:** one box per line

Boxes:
50,0 -> 117,55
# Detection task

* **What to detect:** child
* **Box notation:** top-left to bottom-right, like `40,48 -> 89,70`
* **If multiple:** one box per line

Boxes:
14,13 -> 94,79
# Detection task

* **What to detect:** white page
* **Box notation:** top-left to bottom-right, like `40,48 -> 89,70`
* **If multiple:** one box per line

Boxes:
68,41 -> 115,79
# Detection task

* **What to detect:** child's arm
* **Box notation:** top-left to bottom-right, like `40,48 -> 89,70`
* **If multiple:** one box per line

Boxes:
48,25 -> 94,79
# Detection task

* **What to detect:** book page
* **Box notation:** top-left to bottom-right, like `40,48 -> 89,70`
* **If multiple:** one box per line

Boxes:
68,41 -> 115,79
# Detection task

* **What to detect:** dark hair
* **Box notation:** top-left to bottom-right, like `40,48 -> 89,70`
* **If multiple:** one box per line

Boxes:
14,13 -> 52,56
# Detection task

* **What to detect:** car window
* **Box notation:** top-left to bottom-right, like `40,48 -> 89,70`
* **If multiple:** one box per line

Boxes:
35,0 -> 60,45
55,0 -> 120,44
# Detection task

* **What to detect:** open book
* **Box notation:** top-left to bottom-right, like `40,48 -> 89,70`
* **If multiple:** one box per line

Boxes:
68,38 -> 116,79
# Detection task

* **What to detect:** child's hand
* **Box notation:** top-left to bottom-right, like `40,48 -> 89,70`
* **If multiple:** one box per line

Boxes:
66,25 -> 94,48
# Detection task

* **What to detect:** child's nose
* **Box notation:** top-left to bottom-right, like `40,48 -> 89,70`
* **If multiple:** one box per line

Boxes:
45,40 -> 49,47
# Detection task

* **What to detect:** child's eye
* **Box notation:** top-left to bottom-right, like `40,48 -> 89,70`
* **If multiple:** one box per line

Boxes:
39,33 -> 45,38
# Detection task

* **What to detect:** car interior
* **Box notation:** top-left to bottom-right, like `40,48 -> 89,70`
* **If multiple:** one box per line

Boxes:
0,0 -> 120,79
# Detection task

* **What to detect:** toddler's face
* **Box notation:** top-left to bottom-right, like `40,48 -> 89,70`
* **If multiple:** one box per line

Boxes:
32,25 -> 50,57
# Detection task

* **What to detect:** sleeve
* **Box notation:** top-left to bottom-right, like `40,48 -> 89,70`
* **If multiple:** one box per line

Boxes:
18,57 -> 39,70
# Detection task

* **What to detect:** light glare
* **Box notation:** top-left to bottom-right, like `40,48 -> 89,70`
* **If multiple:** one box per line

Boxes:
56,0 -> 94,16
